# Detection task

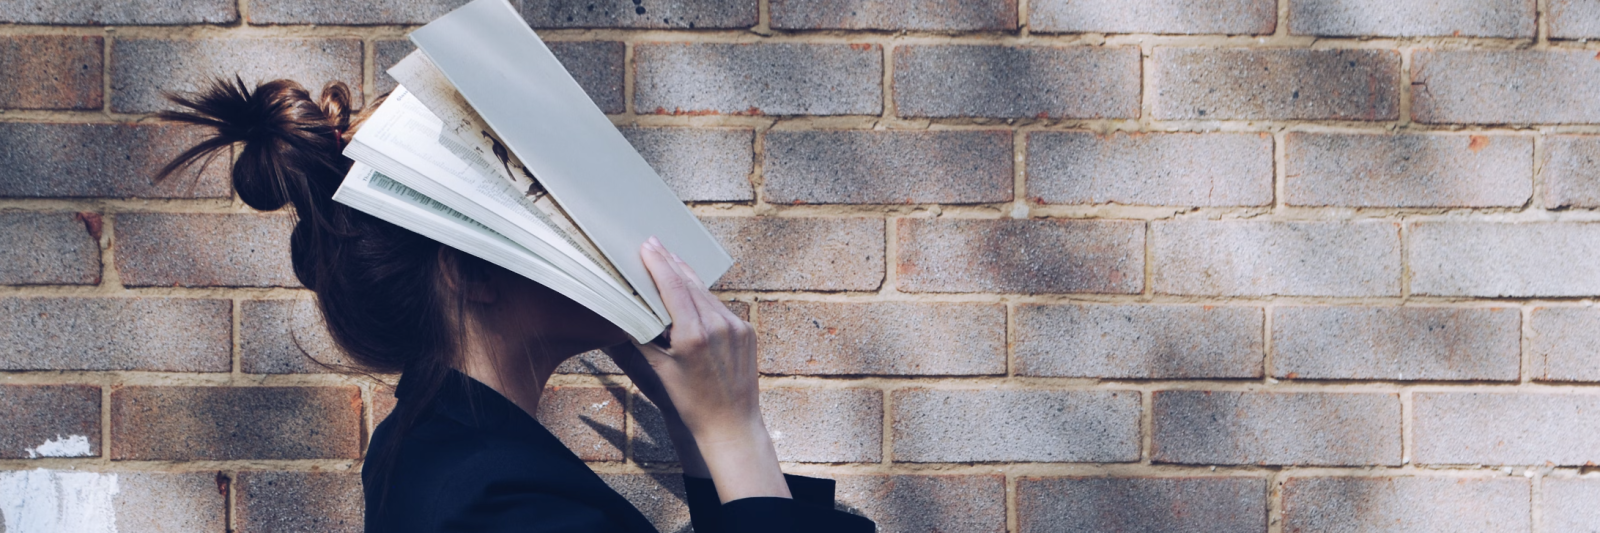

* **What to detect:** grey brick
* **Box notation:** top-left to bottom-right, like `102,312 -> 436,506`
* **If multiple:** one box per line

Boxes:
1031,0 -> 1276,34
1153,220 -> 1402,297
834,475 -> 1007,533
757,301 -> 1006,375
772,0 -> 1017,30
764,130 -> 1013,205
1531,307 -> 1600,382
1153,391 -> 1401,466
1289,0 -> 1535,37
1153,48 -> 1400,120
1415,393 -> 1600,465
111,386 -> 362,460
0,385 -> 100,459
1027,131 -> 1273,207
114,473 -> 228,533
761,388 -> 883,462
115,213 -> 298,288
893,389 -> 1141,462
0,213 -> 101,285
1283,477 -> 1529,533
251,0 -> 470,24
622,127 -> 753,202
630,393 -> 680,462
1413,50 -> 1600,124
241,299 -> 351,374
1018,477 -> 1267,533
1273,307 -> 1522,381
555,350 -> 623,374
111,38 -> 362,114
0,297 -> 231,372
895,45 -> 1141,119
1409,222 -> 1600,297
1286,133 -> 1532,207
236,472 -> 362,533
523,0 -> 757,29
0,0 -> 235,24
1545,479 -> 1600,533
1015,304 -> 1264,379
596,474 -> 691,533
374,40 -> 415,96
536,387 -> 625,461
1542,135 -> 1600,209
897,218 -> 1145,294
636,43 -> 881,116
379,40 -> 625,112
1551,0 -> 1600,38
0,36 -> 102,110
702,217 -> 884,291
0,123 -> 231,199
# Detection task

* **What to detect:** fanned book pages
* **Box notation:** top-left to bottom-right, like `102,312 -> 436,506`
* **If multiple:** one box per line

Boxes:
331,0 -> 733,343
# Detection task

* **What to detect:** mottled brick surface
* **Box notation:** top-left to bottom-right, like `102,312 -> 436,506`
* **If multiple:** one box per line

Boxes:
597,474 -> 692,532
1283,477 -> 1530,533
555,350 -> 624,374
251,0 -> 470,24
1031,0 -> 1276,34
111,38 -> 362,114
1153,220 -> 1402,297
1018,477 -> 1267,533
115,213 -> 298,288
1289,0 -> 1535,37
1,297 -> 231,371
0,36 -> 102,110
834,475 -> 1006,533
0,213 -> 101,285
236,472 -> 362,533
523,0 -> 757,29
1272,306 -> 1521,381
702,217 -> 884,291
621,127 -> 754,202
241,299 -> 351,374
897,218 -> 1145,294
772,0 -> 1016,30
1027,132 -> 1273,207
1409,223 -> 1600,297
1544,479 -> 1600,533
1531,307 -> 1600,382
630,394 -> 680,462
111,386 -> 362,460
546,41 -> 626,114
1541,135 -> 1600,209
374,40 -> 415,96
1286,133 -> 1532,207
1153,391 -> 1401,465
895,45 -> 1141,119
1414,393 -> 1600,465
0,385 -> 100,459
114,472 -> 228,532
764,130 -> 1013,205
0,0 -> 236,24
0,122 -> 231,198
1153,48 -> 1400,120
1550,0 -> 1600,38
761,388 -> 882,462
636,43 -> 881,116
893,389 -> 1140,462
1413,50 -> 1600,124
535,386 -> 625,461
757,301 -> 1006,375
1015,304 -> 1263,379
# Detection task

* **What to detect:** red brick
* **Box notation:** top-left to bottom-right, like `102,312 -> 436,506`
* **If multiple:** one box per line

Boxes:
1153,391 -> 1401,466
372,389 -> 398,429
897,218 -> 1145,294
1153,220 -> 1402,297
115,213 -> 297,288
1545,478 -> 1600,533
772,0 -> 1016,30
0,36 -> 102,110
241,299 -> 351,374
623,127 -> 754,202
1531,307 -> 1600,382
834,475 -> 1006,532
250,0 -> 469,24
1414,392 -> 1600,465
1409,222 -> 1600,297
236,472 -> 362,533
1,297 -> 231,372
1031,0 -> 1276,34
596,474 -> 691,532
1551,0 -> 1600,39
1153,48 -> 1400,120
0,0 -> 235,24
1015,304 -> 1264,379
523,0 -> 757,29
893,389 -> 1140,462
763,130 -> 1013,205
1272,306 -> 1522,381
761,388 -> 882,463
0,213 -> 101,285
1026,131 -> 1273,207
636,43 -> 881,116
111,38 -> 362,114
1286,133 -> 1532,207
1289,0 -> 1535,37
111,386 -> 362,460
757,301 -> 1005,376
1541,135 -> 1600,209
1018,477 -> 1267,533
1413,50 -> 1600,124
0,385 -> 100,459
535,386 -> 625,461
1283,477 -> 1530,533
0,123 -> 231,198
895,45 -> 1141,119
702,217 -> 884,291
554,350 -> 624,374
114,472 -> 228,532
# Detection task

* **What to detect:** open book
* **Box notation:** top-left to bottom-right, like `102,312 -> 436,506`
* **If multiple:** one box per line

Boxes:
331,0 -> 732,343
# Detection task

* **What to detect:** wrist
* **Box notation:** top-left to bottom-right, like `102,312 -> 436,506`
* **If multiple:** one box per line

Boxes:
691,418 -> 790,503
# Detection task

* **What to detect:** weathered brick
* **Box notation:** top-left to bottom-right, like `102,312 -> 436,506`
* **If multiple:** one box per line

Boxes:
1153,391 -> 1401,466
372,389 -> 398,428
772,0 -> 1016,30
111,386 -> 362,460
1026,131 -> 1273,207
630,393 -> 679,462
834,475 -> 1006,533
236,472 -> 362,533
1531,307 -> 1600,382
523,0 -> 757,29
1273,306 -> 1521,381
702,217 -> 884,291
895,45 -> 1141,119
1153,220 -> 1402,297
1031,0 -> 1276,34
1285,477 -> 1530,533
114,473 -> 228,532
893,389 -> 1140,462
1153,48 -> 1400,120
0,385 -> 100,459
0,213 -> 101,285
374,40 -> 415,96
757,301 -> 1006,375
241,299 -> 351,374
1550,0 -> 1600,39
761,388 -> 882,463
596,474 -> 691,533
764,130 -> 1013,205
1413,50 -> 1600,124
115,213 -> 297,288
1541,135 -> 1600,209
0,36 -> 102,110
1409,222 -> 1600,297
1018,477 -> 1267,533
1015,304 -> 1264,379
1414,393 -> 1600,465
0,123 -> 231,199
0,0 -> 235,24
1289,0 -> 1535,37
111,38 -> 362,114
636,43 -> 881,116
897,218 -> 1145,294
251,0 -> 468,24
535,386 -> 625,461
1545,479 -> 1600,533
1286,133 -> 1533,207
0,297 -> 231,372
621,127 -> 754,202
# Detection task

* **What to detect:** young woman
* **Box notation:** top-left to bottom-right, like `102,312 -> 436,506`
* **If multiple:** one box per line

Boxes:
157,77 -> 874,533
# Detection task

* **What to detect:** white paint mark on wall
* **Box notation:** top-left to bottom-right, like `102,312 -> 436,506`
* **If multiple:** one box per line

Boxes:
24,435 -> 93,459
0,469 -> 119,533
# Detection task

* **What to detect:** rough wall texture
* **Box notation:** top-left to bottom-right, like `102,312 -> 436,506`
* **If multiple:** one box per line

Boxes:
0,0 -> 1597,531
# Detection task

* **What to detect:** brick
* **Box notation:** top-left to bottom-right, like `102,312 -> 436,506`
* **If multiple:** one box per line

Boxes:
636,43 -> 881,116
1545,479 -> 1600,533
893,389 -> 1140,462
115,213 -> 298,288
702,217 -> 884,291
621,127 -> 754,202
1283,477 -> 1529,533
630,393 -> 679,462
242,299 -> 352,374
757,301 -> 1005,375
897,218 -> 1145,294
1289,0 -> 1534,37
0,297 -> 231,372
1153,48 -> 1400,121
1409,222 -> 1600,297
251,0 -> 468,24
1272,306 -> 1521,381
1550,0 -> 1600,38
1414,393 -> 1600,465
0,213 -> 101,285
1286,133 -> 1533,207
1153,391 -> 1401,466
895,45 -> 1141,119
0,385 -> 100,459
372,390 -> 397,428
1414,50 -> 1600,124
772,0 -> 1016,30
761,388 -> 883,462
111,39 -> 362,114
374,40 -> 415,96
1153,220 -> 1402,297
596,474 -> 691,533
0,123 -> 231,199
1532,307 -> 1600,382
111,386 -> 362,460
535,386 -> 625,461
1027,131 -> 1273,207
548,41 -> 626,114
1541,135 -> 1600,209
114,472 -> 228,532
764,130 -> 1012,205
523,0 -> 757,29
1018,477 -> 1267,533
0,0 -> 235,24
0,36 -> 102,110
1015,304 -> 1264,379
834,475 -> 1006,533
236,472 -> 362,533
1031,0 -> 1276,34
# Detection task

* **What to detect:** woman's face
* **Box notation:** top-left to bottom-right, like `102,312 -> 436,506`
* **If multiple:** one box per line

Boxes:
481,264 -> 633,356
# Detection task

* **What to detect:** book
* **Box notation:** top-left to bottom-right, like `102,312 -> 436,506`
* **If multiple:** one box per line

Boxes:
330,0 -> 732,344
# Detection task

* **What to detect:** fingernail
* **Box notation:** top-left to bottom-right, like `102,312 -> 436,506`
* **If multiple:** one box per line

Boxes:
670,251 -> 685,263
647,236 -> 662,249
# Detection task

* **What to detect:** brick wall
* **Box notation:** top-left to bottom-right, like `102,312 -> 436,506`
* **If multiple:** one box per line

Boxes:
2,0 -> 1598,531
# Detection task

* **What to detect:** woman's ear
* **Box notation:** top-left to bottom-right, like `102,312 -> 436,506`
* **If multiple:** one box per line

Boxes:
437,248 -> 498,304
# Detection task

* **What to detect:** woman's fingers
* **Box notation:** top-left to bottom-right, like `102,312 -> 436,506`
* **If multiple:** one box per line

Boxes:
668,251 -> 744,325
641,237 -> 703,341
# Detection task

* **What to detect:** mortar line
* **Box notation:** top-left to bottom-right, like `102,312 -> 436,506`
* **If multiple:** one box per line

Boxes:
880,215 -> 899,295
1531,134 -> 1547,211
1266,470 -> 1285,533
1273,131 -> 1288,212
880,38 -> 894,123
1005,471 -> 1018,533
1274,0 -> 1289,37
1399,221 -> 1412,300
1139,390 -> 1153,464
1397,46 -> 1414,127
362,38 -> 377,106
1142,221 -> 1155,299
1400,389 -> 1414,465
622,41 -> 635,115
224,469 -> 236,533
1011,125 -> 1029,219
1536,0 -> 1551,45
1262,304 -> 1276,381
1521,306 -> 1537,384
879,384 -> 893,466
1005,301 -> 1017,377
231,299 -> 242,374
101,30 -> 113,116
1530,468 -> 1543,533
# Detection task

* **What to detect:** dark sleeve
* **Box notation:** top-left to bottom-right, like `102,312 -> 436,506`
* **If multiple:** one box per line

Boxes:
440,489 -> 627,533
684,474 -> 876,533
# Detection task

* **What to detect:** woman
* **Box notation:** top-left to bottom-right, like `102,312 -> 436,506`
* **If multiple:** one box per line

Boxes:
156,77 -> 874,532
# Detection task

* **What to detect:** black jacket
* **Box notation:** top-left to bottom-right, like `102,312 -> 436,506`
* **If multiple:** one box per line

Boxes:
363,369 -> 875,532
